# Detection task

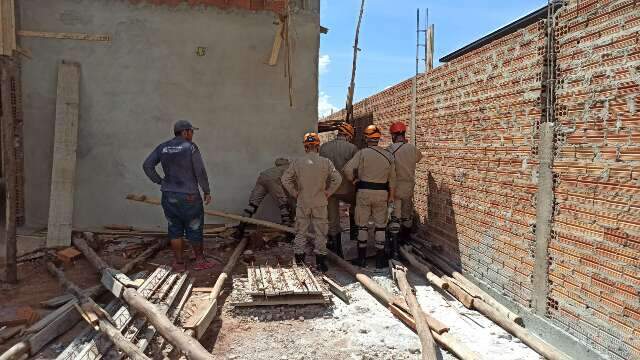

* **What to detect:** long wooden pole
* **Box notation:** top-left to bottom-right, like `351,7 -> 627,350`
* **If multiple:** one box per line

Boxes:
71,236 -> 215,360
1,62 -> 17,284
326,252 -> 479,360
126,194 -> 297,235
186,237 -> 248,339
391,261 -> 438,360
46,262 -> 150,360
344,0 -> 365,123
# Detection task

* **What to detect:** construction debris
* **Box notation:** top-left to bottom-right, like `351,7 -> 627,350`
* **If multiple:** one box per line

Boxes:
321,275 -> 350,304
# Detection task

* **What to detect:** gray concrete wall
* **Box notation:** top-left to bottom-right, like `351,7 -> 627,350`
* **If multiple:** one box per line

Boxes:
18,0 -> 320,228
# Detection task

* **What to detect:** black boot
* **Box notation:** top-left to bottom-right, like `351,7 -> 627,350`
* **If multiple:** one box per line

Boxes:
375,249 -> 387,269
335,236 -> 344,258
294,253 -> 306,265
351,247 -> 367,267
391,234 -> 400,260
315,254 -> 328,273
399,226 -> 411,245
326,234 -> 337,253
233,222 -> 247,239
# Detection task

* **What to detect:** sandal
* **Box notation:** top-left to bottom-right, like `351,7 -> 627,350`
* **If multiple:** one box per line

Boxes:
172,261 -> 186,272
193,260 -> 217,271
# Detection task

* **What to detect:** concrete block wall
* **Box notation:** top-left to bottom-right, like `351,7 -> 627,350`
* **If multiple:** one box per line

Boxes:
550,1 -> 640,358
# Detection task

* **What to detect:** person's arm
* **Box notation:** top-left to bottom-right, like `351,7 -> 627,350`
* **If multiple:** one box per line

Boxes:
142,146 -> 163,185
281,162 -> 298,198
325,160 -> 342,197
191,144 -> 212,204
342,151 -> 360,183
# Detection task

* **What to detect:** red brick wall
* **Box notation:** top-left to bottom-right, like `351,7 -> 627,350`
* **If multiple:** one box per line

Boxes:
322,1 -> 640,356
549,1 -> 640,359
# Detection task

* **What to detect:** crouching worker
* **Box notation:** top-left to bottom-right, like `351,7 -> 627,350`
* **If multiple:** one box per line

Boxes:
281,132 -> 342,272
143,120 -> 215,272
234,158 -> 293,239
343,125 -> 396,269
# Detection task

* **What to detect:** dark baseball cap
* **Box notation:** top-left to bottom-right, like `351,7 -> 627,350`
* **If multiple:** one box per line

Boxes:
174,120 -> 199,133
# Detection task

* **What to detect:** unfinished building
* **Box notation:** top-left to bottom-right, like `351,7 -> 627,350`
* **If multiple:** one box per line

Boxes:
323,1 -> 640,359
14,0 -> 320,233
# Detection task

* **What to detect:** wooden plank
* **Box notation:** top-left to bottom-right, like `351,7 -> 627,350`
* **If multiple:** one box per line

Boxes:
302,266 -> 323,294
1,62 -> 17,283
275,264 -> 294,295
267,22 -> 284,66
192,287 -> 214,293
321,275 -> 350,304
0,0 -> 16,55
233,294 -> 328,307
46,61 -> 80,248
17,30 -> 111,42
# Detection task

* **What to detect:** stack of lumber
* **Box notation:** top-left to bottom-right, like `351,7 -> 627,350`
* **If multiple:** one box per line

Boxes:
53,266 -> 193,360
235,263 -> 328,307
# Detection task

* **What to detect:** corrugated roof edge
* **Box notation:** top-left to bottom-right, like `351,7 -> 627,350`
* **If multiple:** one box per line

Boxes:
439,3 -> 560,63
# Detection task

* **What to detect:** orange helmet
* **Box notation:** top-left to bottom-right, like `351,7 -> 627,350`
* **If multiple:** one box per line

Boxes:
363,125 -> 382,140
389,121 -> 407,134
336,123 -> 355,139
303,132 -> 321,146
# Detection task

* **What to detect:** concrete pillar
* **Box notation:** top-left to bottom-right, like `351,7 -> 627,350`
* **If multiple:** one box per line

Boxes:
532,122 -> 555,315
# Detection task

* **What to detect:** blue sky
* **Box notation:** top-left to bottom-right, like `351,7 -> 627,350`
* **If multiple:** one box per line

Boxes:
318,0 -> 548,117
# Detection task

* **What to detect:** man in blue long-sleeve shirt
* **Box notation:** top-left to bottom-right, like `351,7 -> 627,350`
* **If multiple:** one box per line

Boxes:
143,120 -> 214,271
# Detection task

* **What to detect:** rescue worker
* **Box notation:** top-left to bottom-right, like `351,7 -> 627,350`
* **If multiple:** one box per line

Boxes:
343,125 -> 396,269
319,122 -> 358,258
234,158 -> 293,239
143,120 -> 215,271
387,121 -> 423,258
281,132 -> 342,272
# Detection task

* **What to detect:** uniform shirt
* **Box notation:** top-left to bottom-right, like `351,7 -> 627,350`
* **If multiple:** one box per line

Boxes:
387,142 -> 422,183
343,146 -> 396,190
319,137 -> 358,195
143,136 -> 211,195
259,164 -> 289,185
281,152 -> 342,208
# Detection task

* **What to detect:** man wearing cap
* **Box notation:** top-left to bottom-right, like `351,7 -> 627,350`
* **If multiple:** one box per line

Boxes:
234,157 -> 294,239
281,132 -> 342,272
143,120 -> 214,271
319,122 -> 358,258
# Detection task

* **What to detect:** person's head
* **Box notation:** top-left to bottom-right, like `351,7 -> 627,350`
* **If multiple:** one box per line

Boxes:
275,157 -> 290,167
336,122 -> 355,141
173,120 -> 198,141
363,124 -> 382,147
303,132 -> 321,153
389,121 -> 407,143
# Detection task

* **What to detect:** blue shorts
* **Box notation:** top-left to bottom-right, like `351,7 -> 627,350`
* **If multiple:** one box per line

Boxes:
161,191 -> 204,243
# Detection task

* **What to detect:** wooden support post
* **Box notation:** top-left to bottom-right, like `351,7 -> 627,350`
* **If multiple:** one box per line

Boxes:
1,61 -> 17,283
46,262 -> 150,360
46,61 -> 80,248
71,236 -> 215,360
185,237 -> 248,338
391,260 -> 438,360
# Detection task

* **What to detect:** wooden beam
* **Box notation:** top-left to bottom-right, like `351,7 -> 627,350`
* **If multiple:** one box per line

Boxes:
391,260 -> 438,360
17,30 -> 111,42
46,61 -> 80,248
267,22 -> 284,66
1,61 -> 17,283
185,237 -> 248,338
0,0 -> 16,56
321,275 -> 349,304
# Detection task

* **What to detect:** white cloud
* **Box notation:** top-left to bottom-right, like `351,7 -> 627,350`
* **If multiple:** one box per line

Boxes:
319,54 -> 331,74
318,91 -> 339,118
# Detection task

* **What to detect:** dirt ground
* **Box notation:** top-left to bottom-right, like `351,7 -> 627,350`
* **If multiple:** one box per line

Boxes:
1,231 -> 541,360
